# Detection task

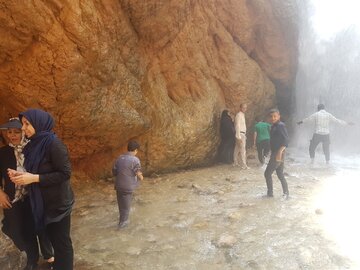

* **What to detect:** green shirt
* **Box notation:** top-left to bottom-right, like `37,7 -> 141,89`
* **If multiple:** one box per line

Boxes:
254,122 -> 271,143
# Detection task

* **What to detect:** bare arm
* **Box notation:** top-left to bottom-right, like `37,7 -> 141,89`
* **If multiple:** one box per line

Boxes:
253,132 -> 257,146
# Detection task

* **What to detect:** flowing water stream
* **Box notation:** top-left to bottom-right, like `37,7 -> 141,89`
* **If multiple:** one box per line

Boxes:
1,150 -> 358,269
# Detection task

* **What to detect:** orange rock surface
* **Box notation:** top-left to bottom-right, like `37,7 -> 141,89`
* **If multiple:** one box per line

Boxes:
0,0 -> 298,176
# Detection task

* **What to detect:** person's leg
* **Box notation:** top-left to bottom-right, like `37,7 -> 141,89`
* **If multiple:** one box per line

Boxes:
322,134 -> 330,163
20,197 -> 39,266
116,190 -> 133,225
276,161 -> 289,196
309,133 -> 321,161
229,137 -> 235,164
256,142 -> 263,164
240,133 -> 247,167
233,139 -> 241,166
263,140 -> 270,159
37,229 -> 54,261
264,155 -> 277,196
46,215 -> 73,270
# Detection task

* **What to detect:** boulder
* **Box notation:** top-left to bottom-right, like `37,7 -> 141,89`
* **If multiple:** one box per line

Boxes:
0,0 -> 298,176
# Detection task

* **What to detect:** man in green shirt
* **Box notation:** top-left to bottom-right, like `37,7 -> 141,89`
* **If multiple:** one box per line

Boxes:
253,117 -> 271,165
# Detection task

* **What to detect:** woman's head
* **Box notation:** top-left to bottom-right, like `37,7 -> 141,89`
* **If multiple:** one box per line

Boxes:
0,118 -> 23,145
19,109 -> 54,138
7,128 -> 22,145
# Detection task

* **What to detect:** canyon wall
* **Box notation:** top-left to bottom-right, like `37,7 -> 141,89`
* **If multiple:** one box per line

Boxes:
0,0 -> 298,176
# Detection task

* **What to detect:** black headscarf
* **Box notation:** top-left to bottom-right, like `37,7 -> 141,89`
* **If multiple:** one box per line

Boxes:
19,109 -> 57,231
220,110 -> 235,140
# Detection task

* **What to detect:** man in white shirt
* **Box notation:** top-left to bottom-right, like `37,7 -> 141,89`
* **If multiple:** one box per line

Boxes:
297,104 -> 353,164
233,103 -> 249,169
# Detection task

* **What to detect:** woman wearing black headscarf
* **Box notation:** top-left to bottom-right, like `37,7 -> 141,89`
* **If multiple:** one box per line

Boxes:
9,109 -> 74,270
217,110 -> 235,164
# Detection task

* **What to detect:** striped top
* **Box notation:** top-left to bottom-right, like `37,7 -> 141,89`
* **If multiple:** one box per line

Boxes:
302,109 -> 347,135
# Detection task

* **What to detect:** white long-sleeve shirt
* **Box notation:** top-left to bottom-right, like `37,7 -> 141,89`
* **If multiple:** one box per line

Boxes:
234,111 -> 246,140
302,109 -> 347,135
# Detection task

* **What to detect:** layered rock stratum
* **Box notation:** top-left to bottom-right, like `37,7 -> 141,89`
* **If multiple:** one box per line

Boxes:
0,0 -> 298,176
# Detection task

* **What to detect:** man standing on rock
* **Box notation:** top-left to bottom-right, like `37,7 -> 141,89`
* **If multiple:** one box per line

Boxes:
112,141 -> 143,229
297,104 -> 354,165
233,103 -> 249,169
264,109 -> 289,198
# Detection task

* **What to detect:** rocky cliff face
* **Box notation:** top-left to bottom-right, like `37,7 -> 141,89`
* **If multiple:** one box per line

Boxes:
0,0 -> 298,176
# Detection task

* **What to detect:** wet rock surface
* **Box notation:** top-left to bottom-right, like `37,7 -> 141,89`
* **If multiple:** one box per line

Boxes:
0,151 -> 357,269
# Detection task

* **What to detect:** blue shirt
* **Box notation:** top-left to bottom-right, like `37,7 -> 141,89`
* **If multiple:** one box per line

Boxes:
112,153 -> 141,191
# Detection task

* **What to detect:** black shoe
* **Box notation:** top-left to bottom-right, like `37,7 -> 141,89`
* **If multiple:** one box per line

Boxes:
23,264 -> 38,270
47,261 -> 54,270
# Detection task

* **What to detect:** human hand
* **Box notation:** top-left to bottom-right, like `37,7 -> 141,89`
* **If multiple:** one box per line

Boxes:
0,189 -> 11,209
276,152 -> 283,162
137,172 -> 144,181
7,168 -> 21,178
8,170 -> 39,185
297,121 -> 303,125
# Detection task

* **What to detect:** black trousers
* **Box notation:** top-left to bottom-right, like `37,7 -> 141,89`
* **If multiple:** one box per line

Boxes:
2,197 -> 39,266
37,229 -> 54,260
116,190 -> 133,224
264,154 -> 289,196
256,140 -> 270,164
309,133 -> 330,161
46,215 -> 73,270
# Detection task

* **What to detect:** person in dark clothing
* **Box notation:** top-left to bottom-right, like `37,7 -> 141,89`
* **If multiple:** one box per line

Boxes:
113,140 -> 143,229
217,110 -> 235,164
9,109 -> 74,270
0,118 -> 54,270
264,109 -> 289,198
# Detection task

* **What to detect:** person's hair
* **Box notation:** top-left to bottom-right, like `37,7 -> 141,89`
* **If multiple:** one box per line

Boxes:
240,103 -> 247,109
127,140 -> 140,152
317,104 -> 325,111
255,116 -> 261,122
268,108 -> 280,115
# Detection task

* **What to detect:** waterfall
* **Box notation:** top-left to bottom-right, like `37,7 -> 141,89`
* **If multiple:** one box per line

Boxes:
294,0 -> 360,156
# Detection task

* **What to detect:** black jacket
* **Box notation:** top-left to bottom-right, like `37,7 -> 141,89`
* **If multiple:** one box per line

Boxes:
0,145 -> 17,200
270,121 -> 289,153
37,137 -> 74,224
0,145 -> 37,250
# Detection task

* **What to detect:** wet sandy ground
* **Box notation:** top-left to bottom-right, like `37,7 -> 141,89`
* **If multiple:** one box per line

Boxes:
1,150 -> 358,269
